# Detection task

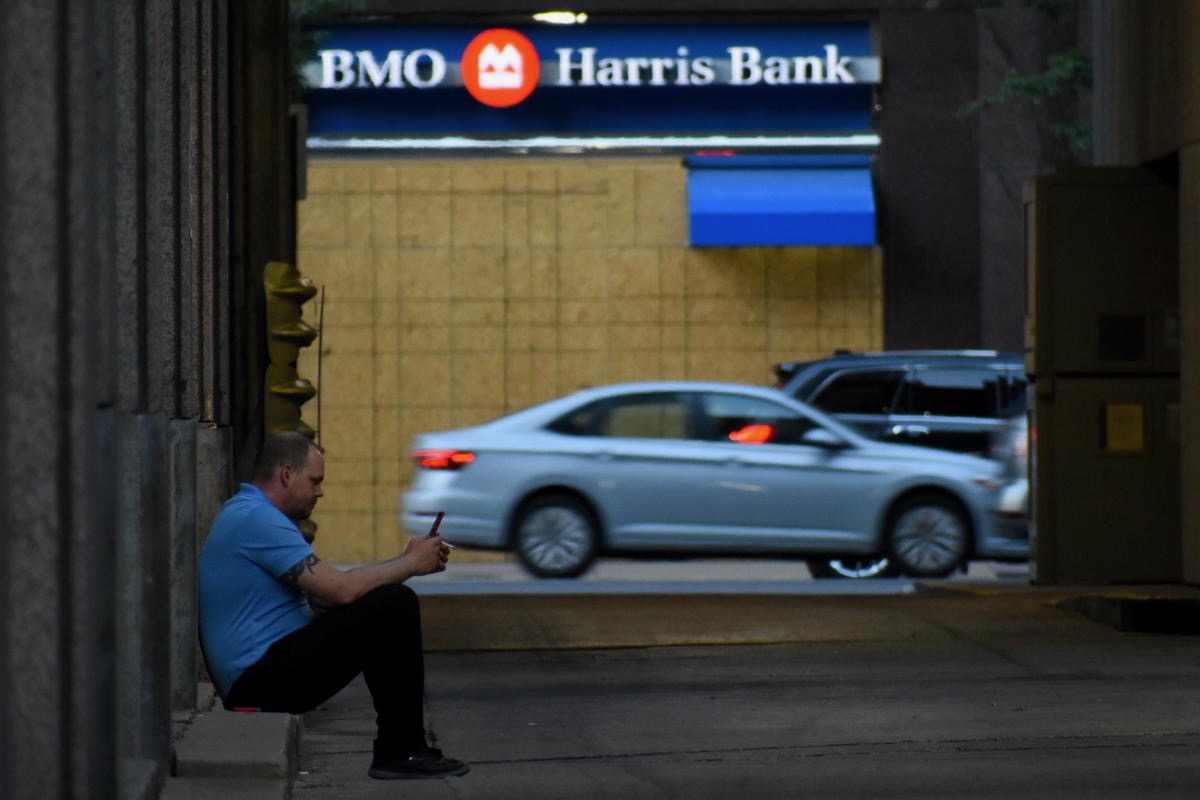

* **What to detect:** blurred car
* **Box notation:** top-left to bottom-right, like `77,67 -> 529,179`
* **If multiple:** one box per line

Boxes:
989,412 -> 1030,542
401,381 -> 1026,579
774,350 -> 1028,578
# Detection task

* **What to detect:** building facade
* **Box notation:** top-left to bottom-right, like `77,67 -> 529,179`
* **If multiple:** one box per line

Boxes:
294,1 -> 1087,561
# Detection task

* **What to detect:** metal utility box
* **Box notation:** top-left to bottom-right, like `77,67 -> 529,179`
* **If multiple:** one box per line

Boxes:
1025,167 -> 1180,584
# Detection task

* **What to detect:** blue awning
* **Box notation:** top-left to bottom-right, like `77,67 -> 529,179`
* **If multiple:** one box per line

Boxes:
686,154 -> 876,247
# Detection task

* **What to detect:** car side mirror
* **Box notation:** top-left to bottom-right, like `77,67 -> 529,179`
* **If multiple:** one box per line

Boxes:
800,427 -> 849,449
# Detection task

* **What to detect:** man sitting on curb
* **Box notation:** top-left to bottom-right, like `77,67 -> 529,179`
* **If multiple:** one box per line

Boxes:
198,431 -> 468,780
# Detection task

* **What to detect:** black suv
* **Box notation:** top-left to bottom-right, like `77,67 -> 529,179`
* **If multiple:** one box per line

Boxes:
774,350 -> 1026,457
774,350 -> 1027,579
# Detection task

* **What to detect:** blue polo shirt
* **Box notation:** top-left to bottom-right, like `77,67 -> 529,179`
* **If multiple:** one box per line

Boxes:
198,483 -> 315,698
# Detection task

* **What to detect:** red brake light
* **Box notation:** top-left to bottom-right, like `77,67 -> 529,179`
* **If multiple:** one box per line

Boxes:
413,449 -> 476,470
728,424 -> 774,444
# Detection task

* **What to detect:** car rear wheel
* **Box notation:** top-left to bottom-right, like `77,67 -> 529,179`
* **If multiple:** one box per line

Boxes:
886,492 -> 969,578
512,493 -> 599,579
807,558 -> 899,579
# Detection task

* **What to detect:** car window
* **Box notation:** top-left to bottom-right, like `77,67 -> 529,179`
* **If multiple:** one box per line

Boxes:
810,369 -> 904,414
548,393 -> 693,439
607,399 -> 690,438
697,393 -> 816,445
898,368 -> 1001,418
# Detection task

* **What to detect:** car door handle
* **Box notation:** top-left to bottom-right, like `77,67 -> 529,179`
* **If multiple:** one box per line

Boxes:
891,424 -> 930,437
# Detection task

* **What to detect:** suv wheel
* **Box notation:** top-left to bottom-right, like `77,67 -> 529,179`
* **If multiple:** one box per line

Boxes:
807,558 -> 899,579
886,492 -> 969,578
512,493 -> 599,578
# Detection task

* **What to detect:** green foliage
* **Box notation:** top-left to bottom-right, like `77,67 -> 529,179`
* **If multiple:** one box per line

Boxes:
927,0 -> 1092,155
963,48 -> 1093,150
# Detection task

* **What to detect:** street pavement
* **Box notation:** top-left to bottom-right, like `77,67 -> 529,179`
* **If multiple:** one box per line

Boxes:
286,566 -> 1200,799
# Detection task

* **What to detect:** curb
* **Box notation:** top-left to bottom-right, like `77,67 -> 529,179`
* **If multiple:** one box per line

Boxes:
166,692 -> 301,799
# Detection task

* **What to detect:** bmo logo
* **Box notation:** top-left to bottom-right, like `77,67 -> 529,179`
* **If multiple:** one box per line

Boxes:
462,29 -> 540,108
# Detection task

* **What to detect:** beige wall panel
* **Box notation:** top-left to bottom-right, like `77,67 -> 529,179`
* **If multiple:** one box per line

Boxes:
767,326 -> 821,360
605,169 -> 638,247
369,163 -> 398,193
399,163 -> 452,192
528,247 -> 559,297
559,324 -> 608,352
609,247 -> 661,296
373,356 -> 399,405
818,298 -> 848,327
320,401 -> 376,457
610,297 -> 659,324
395,250 -> 451,299
452,249 -> 506,299
339,164 -> 376,192
612,352 -> 662,382
558,352 -> 608,393
559,299 -> 607,325
400,193 -> 453,248
766,248 -> 820,298
300,249 -> 374,300
314,511 -> 375,564
660,324 -> 686,352
634,165 -> 687,245
320,351 -> 375,399
453,193 -> 506,248
768,297 -> 820,326
558,193 -> 609,246
451,352 -> 505,408
320,480 -> 375,516
298,193 -> 349,247
504,165 -> 530,193
451,324 -> 505,353
370,193 -> 398,247
374,513 -> 405,559
556,162 -> 609,194
686,296 -> 766,325
374,407 -> 402,461
527,195 -> 558,247
660,349 -> 686,377
399,354 -> 453,404
299,156 -> 883,560
685,351 -> 764,383
504,194 -> 531,246
452,162 -> 506,193
320,300 -> 374,337
558,249 -> 609,297
307,162 -> 345,194
611,325 -> 660,352
452,298 -> 505,325
345,194 -> 373,248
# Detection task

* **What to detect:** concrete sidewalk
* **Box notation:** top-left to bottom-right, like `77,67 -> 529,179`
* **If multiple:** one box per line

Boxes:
170,583 -> 1200,799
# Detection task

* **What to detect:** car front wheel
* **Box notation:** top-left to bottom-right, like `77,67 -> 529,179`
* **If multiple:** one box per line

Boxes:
886,493 -> 969,578
807,558 -> 899,579
512,493 -> 599,578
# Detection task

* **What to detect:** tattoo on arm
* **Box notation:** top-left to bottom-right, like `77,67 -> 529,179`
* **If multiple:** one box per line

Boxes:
281,554 -> 321,587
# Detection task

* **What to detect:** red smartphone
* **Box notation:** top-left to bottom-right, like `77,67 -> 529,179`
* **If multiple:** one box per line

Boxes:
428,511 -> 445,537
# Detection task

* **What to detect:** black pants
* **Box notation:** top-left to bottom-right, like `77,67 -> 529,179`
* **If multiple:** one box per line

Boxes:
224,582 -> 427,751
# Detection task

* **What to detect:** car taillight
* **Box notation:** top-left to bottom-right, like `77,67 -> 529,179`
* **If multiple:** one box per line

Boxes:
728,424 -> 774,444
413,449 -> 475,470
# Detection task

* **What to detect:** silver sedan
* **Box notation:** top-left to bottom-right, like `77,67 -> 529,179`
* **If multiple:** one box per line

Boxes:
401,382 -> 1024,579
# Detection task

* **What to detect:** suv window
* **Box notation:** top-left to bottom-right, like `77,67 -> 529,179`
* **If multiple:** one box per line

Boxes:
898,368 -> 1001,418
811,369 -> 904,415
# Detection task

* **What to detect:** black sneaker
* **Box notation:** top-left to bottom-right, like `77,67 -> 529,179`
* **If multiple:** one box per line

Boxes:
368,747 -> 470,780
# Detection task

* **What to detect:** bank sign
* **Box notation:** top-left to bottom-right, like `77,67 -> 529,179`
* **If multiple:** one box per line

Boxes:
305,24 -> 879,147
